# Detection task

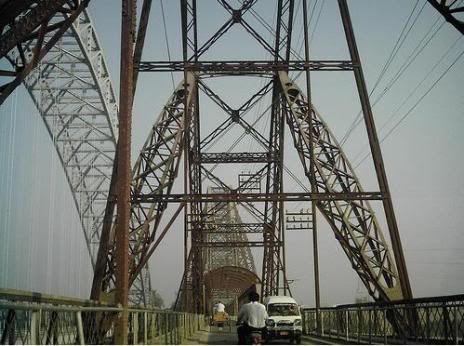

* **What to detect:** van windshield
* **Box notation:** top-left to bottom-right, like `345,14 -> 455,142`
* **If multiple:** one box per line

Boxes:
268,303 -> 299,317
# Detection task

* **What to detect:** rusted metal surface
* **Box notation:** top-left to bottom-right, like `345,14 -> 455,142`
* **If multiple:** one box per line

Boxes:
114,0 -> 135,342
91,74 -> 197,308
91,0 -> 413,315
0,0 -> 91,105
337,0 -> 412,302
204,266 -> 260,315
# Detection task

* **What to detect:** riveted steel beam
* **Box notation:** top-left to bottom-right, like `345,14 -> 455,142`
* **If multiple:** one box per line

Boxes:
138,60 -> 356,73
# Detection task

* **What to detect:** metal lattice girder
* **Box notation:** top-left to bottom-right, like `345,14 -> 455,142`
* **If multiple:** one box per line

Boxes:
203,188 -> 257,274
0,0 -> 91,104
0,0 -> 68,58
278,71 -> 403,301
259,0 -> 295,298
138,60 -> 356,73
174,249 -> 194,312
274,0 -> 295,61
98,73 -> 197,303
16,10 -> 118,268
175,188 -> 257,312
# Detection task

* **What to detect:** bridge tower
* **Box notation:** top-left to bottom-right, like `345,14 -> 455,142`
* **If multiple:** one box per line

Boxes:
87,0 -> 413,317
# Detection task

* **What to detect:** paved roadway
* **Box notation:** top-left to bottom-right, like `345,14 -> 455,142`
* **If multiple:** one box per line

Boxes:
184,326 -> 315,345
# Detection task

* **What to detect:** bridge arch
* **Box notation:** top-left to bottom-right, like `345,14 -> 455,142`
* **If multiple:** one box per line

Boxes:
204,266 -> 260,315
14,9 -> 118,266
7,9 -> 150,304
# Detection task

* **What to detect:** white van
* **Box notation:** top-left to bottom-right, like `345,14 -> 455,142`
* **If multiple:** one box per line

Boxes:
263,296 -> 302,344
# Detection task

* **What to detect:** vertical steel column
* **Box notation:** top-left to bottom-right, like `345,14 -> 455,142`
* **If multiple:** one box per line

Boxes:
91,0 -> 152,305
180,0 -> 191,312
302,0 -> 321,333
337,0 -> 412,301
180,0 -> 199,312
115,0 -> 135,343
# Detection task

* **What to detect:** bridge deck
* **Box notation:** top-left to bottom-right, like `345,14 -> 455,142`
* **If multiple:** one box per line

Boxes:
184,326 -> 316,345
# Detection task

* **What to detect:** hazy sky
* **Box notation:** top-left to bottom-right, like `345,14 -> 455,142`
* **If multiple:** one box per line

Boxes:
1,0 -> 463,307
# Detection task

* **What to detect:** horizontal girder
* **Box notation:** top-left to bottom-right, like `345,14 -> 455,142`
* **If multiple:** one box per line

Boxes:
138,60 -> 356,74
200,152 -> 274,164
133,191 -> 384,203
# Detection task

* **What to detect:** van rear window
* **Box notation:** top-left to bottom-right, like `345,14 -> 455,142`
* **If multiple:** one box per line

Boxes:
268,303 -> 299,316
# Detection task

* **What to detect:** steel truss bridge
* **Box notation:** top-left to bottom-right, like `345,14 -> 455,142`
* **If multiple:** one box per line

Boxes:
1,0 -> 463,344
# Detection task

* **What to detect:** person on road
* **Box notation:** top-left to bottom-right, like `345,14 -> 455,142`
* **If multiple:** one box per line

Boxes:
237,291 -> 268,344
216,301 -> 226,313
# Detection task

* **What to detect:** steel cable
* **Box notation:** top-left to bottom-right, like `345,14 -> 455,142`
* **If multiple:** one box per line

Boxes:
160,0 -> 176,91
339,0 -> 424,146
354,44 -> 464,168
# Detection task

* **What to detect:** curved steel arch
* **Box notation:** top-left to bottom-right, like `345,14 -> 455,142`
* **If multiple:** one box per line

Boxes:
17,10 -> 118,264
279,71 -> 403,302
7,9 -> 151,304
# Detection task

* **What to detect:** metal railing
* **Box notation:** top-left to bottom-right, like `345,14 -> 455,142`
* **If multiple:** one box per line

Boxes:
302,294 -> 464,344
0,289 -> 206,344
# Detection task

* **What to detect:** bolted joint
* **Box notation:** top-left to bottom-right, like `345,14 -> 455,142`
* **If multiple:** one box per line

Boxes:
232,9 -> 242,23
231,109 -> 240,122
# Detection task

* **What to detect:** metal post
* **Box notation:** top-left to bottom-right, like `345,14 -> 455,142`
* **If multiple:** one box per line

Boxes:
180,0 -> 191,313
133,312 -> 139,345
30,310 -> 39,344
313,311 -> 316,334
454,306 -> 459,345
425,306 -> 430,342
337,0 -> 412,301
345,310 -> 349,341
76,311 -> 85,345
115,0 -> 135,343
329,311 -> 332,338
153,313 -> 157,338
357,308 -> 361,343
144,312 -> 148,345
170,314 -> 174,344
175,314 -> 179,344
165,313 -> 168,345
321,311 -> 324,336
444,303 -> 450,342
368,309 -> 372,344
302,0 -> 321,333
183,313 -> 186,337
383,308 -> 387,344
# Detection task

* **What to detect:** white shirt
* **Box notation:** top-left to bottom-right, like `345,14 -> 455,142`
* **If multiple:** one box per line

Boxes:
237,301 -> 268,328
216,302 -> 225,312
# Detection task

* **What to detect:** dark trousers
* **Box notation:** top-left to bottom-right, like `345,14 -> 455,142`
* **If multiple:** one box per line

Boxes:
237,324 -> 265,345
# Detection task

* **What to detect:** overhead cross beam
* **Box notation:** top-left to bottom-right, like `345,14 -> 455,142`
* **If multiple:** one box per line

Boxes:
138,60 -> 356,73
